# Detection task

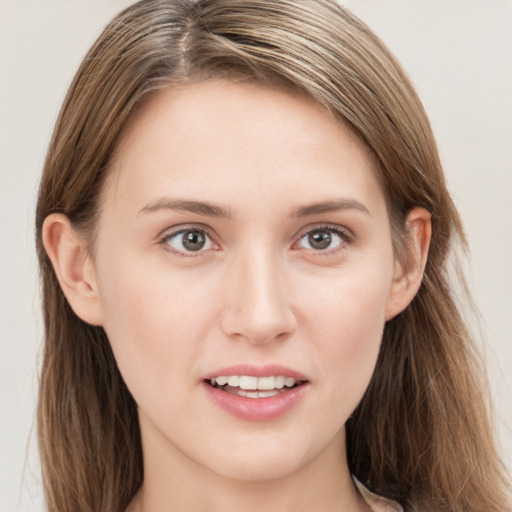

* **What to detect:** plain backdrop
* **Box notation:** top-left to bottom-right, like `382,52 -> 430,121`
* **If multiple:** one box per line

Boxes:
1,1 -> 511,510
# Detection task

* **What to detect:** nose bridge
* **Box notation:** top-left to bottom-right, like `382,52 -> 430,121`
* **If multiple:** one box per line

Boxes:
222,240 -> 296,343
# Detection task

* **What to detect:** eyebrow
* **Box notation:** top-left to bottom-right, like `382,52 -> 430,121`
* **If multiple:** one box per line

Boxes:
138,197 -> 369,218
291,199 -> 370,217
139,199 -> 233,218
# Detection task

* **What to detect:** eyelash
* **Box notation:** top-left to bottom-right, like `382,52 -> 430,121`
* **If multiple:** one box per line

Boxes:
294,224 -> 353,255
158,225 -> 217,257
158,224 -> 354,257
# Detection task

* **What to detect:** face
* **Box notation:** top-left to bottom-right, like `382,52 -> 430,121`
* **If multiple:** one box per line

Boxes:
89,80 -> 402,482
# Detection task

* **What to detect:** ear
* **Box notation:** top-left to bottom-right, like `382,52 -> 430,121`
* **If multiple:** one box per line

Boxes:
385,207 -> 432,321
42,213 -> 104,326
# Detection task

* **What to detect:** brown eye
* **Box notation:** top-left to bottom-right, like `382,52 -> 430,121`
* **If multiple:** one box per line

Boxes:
297,227 -> 348,252
182,230 -> 206,251
308,230 -> 332,250
163,229 -> 213,254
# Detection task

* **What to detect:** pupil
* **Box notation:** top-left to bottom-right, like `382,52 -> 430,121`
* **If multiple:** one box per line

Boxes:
183,231 -> 206,251
309,231 -> 331,250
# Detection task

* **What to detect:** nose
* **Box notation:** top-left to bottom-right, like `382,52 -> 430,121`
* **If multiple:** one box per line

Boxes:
220,248 -> 297,345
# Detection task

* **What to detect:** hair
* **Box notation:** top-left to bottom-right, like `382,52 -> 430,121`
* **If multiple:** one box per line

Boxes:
35,1 -> 510,511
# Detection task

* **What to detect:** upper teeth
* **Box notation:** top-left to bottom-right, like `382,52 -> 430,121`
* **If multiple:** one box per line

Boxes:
210,375 -> 297,390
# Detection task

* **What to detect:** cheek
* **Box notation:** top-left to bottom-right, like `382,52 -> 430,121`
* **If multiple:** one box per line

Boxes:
303,259 -> 391,343
299,261 -> 392,409
94,251 -> 218,399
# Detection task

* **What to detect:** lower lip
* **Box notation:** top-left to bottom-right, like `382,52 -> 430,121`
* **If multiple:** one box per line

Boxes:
202,382 -> 309,421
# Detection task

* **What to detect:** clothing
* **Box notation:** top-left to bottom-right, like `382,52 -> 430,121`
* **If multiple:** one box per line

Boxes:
355,478 -> 403,512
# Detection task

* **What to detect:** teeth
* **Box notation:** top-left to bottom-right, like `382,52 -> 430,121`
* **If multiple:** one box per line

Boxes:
255,390 -> 280,398
256,376 -> 275,390
215,376 -> 228,386
224,387 -> 282,398
239,376 -> 258,390
284,377 -> 296,387
227,376 -> 239,387
210,375 -> 298,390
275,376 -> 286,389
238,389 -> 281,398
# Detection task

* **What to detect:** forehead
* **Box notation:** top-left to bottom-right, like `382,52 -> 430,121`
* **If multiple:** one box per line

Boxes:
105,79 -> 384,216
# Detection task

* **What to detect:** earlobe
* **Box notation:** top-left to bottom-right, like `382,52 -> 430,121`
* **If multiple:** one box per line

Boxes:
42,213 -> 104,326
385,207 -> 432,321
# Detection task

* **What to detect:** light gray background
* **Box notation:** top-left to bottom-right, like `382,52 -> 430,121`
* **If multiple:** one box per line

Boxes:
1,1 -> 510,510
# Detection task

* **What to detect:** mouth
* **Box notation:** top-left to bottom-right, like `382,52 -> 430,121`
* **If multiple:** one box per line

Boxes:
205,375 -> 307,399
202,367 -> 310,421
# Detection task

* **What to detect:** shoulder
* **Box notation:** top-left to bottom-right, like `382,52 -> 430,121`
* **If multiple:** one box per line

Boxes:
354,477 -> 403,512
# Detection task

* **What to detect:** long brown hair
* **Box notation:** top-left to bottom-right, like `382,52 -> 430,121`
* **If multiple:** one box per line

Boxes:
35,1 -> 511,511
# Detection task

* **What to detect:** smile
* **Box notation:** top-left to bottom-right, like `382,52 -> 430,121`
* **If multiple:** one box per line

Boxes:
208,375 -> 302,398
203,367 -> 309,421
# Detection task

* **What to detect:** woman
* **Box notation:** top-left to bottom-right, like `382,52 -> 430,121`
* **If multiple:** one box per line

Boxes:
35,1 -> 511,511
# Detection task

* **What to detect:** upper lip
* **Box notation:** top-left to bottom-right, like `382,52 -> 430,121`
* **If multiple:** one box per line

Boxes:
202,364 -> 309,381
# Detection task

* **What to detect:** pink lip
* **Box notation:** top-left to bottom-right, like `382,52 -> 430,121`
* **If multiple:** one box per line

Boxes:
201,364 -> 309,422
202,364 -> 308,381
202,382 -> 308,421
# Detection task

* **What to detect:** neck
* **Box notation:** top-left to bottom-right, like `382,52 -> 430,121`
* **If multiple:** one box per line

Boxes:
127,424 -> 369,512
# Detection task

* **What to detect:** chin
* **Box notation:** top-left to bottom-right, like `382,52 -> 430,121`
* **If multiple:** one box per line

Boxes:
210,452 -> 310,483
198,429 -> 342,484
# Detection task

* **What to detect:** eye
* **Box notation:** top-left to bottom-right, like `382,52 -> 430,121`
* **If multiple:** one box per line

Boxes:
161,228 -> 214,255
296,226 -> 351,252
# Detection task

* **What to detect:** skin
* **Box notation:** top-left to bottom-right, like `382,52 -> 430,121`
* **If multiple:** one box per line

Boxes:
43,80 -> 430,512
